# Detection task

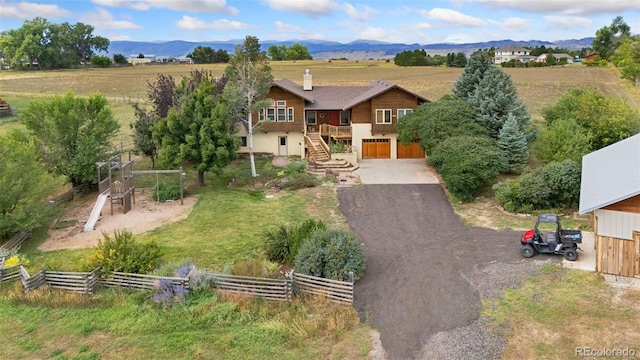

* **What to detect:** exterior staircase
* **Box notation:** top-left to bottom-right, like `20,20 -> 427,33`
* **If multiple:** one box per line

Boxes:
305,132 -> 331,162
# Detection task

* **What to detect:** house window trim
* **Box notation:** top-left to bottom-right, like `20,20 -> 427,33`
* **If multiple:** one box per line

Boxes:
277,107 -> 286,122
240,136 -> 248,147
306,111 -> 317,125
340,111 -> 350,125
276,100 -> 286,107
375,109 -> 392,124
287,107 -> 294,122
266,108 -> 275,121
397,109 -> 413,119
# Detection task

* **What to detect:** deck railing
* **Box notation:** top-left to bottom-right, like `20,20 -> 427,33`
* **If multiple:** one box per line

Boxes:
319,124 -> 352,139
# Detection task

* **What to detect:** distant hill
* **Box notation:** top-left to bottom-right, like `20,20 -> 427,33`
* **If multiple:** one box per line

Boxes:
106,38 -> 595,60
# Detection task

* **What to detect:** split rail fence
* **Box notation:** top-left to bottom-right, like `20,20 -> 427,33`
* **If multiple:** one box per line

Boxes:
1,264 -> 354,304
2,230 -> 353,304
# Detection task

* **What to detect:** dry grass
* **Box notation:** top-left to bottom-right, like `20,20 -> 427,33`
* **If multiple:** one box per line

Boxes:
2,61 -> 637,122
485,266 -> 640,360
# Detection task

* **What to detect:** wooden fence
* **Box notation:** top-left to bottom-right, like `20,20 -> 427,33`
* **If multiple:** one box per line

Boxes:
47,184 -> 89,208
102,271 -> 189,290
0,264 -> 21,283
293,272 -> 354,304
0,230 -> 31,252
208,273 -> 290,301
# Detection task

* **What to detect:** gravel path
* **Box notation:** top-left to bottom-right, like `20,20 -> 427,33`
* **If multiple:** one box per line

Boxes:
337,184 -> 558,360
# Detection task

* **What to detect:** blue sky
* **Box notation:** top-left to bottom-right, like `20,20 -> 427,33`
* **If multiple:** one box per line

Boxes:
1,0 -> 639,44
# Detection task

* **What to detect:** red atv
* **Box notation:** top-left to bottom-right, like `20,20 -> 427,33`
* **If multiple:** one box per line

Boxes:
521,214 -> 582,261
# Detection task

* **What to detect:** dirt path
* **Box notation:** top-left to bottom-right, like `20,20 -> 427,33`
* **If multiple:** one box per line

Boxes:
39,190 -> 198,251
338,184 -> 541,360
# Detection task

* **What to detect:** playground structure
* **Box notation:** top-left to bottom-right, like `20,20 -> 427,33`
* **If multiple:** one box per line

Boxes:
83,153 -> 185,232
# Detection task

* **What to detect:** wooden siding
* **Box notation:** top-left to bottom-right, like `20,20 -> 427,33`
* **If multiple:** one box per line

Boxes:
595,209 -> 640,240
603,194 -> 640,214
596,235 -> 638,277
257,87 -> 305,133
350,101 -> 371,124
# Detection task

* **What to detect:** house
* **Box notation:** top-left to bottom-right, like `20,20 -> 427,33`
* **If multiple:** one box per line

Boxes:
579,133 -> 640,277
236,70 -> 429,161
493,45 -> 536,64
535,53 -> 575,63
585,53 -> 600,61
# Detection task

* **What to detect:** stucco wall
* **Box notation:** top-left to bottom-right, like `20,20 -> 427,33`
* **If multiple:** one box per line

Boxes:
236,127 -> 304,157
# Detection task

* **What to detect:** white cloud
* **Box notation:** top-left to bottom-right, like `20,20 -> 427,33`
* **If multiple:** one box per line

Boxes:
264,0 -> 337,17
465,0 -> 640,15
91,0 -> 239,14
343,3 -> 377,21
91,0 -> 150,11
420,8 -> 486,27
80,8 -> 143,30
357,26 -> 387,40
545,16 -> 592,29
176,15 -> 247,31
272,21 -> 326,39
487,17 -> 532,32
0,1 -> 70,20
108,33 -> 133,41
415,22 -> 434,30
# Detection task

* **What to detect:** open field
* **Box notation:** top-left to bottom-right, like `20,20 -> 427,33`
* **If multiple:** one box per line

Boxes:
2,61 -> 638,122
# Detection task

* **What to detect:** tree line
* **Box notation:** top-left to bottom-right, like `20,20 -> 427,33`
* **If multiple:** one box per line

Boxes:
394,49 -> 467,67
0,17 -> 109,70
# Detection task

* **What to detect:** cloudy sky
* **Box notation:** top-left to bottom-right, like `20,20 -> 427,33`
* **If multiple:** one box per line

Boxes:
0,0 -> 638,44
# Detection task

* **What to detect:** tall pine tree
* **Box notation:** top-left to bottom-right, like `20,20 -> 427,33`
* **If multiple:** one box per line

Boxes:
498,113 -> 529,174
452,52 -> 492,99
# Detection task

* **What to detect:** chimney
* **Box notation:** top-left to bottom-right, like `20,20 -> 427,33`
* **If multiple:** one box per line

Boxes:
303,69 -> 312,91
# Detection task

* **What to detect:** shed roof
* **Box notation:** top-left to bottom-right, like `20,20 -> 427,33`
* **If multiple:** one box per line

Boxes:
272,79 -> 428,110
579,133 -> 640,214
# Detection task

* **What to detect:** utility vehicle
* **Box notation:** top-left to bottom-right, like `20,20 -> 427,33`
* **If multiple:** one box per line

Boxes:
520,214 -> 582,261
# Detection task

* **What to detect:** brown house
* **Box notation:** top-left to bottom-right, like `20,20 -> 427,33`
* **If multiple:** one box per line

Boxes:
236,70 -> 429,161
579,133 -> 640,277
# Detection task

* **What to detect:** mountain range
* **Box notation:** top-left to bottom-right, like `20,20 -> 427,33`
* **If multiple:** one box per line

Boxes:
107,38 -> 595,60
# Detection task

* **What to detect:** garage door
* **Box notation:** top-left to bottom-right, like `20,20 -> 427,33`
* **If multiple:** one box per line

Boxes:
397,142 -> 425,158
362,139 -> 390,159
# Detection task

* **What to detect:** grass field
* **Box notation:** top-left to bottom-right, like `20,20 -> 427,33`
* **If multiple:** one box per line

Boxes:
1,61 -> 639,359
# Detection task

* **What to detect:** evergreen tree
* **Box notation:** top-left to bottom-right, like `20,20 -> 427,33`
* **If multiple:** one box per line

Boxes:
497,114 -> 529,173
469,66 -> 532,140
452,52 -> 492,99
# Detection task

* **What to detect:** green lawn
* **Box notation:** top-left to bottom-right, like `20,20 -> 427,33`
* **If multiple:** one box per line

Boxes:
1,157 -> 372,360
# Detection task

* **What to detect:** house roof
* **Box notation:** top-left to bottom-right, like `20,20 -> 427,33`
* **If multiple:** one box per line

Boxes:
272,79 -> 428,110
579,133 -> 640,214
496,45 -> 529,53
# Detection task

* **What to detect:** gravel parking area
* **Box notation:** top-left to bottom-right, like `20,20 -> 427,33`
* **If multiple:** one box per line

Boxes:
337,184 -> 558,360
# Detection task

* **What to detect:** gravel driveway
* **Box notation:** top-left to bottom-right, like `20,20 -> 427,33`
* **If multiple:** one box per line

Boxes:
337,184 -> 557,360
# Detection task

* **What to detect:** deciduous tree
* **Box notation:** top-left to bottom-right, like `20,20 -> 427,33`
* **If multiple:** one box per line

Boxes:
153,70 -> 238,186
21,93 -> 119,186
223,35 -> 273,177
593,16 -> 631,60
0,131 -> 62,239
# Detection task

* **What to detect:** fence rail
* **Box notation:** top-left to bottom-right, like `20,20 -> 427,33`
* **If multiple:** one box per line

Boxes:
1,264 -> 353,304
0,230 -> 31,252
101,271 -> 189,290
293,272 -> 354,304
208,273 -> 289,301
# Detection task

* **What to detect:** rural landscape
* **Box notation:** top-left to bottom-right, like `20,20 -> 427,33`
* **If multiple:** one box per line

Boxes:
1,11 -> 640,360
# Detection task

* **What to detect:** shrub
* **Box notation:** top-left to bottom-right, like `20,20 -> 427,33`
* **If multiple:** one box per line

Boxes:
152,181 -> 181,202
89,230 -> 162,275
1,251 -> 30,268
294,229 -> 365,281
90,55 -> 111,67
429,135 -> 501,202
285,160 -> 307,174
264,219 -> 327,263
280,173 -> 318,190
329,141 -> 347,153
493,159 -> 581,213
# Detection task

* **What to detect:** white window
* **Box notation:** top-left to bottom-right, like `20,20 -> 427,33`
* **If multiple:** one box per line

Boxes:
287,107 -> 294,122
306,111 -> 317,125
267,108 -> 275,121
277,108 -> 286,122
397,109 -> 413,119
376,109 -> 392,124
340,111 -> 350,125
